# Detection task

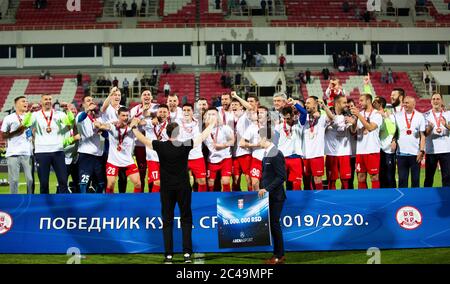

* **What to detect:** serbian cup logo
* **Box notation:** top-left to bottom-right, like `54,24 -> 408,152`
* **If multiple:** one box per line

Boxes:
396,206 -> 422,230
0,211 -> 13,235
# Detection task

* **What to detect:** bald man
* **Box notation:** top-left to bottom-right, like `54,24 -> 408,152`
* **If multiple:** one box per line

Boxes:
394,96 -> 426,188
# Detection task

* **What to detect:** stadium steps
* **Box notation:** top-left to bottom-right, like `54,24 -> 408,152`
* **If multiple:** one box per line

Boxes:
164,0 -> 193,15
199,73 -> 232,102
1,0 -> 20,20
431,0 -> 450,14
407,71 -> 430,98
0,79 -> 29,121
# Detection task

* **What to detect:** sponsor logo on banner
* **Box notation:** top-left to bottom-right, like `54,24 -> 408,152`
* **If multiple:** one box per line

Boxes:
0,211 -> 13,235
396,206 -> 422,230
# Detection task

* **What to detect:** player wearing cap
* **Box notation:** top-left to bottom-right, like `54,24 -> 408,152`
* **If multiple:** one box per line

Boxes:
349,94 -> 382,189
94,107 -> 141,193
423,93 -> 450,187
130,89 -> 159,192
1,96 -> 34,194
204,107 -> 235,192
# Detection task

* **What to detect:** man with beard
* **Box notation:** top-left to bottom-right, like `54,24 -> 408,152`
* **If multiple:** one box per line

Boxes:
424,93 -> 450,187
76,95 -> 106,193
324,95 -> 353,189
388,88 -> 405,113
22,94 -> 74,194
130,89 -> 159,192
394,96 -> 426,188
167,93 -> 183,123
217,92 -> 234,127
350,94 -> 382,189
272,92 -> 287,125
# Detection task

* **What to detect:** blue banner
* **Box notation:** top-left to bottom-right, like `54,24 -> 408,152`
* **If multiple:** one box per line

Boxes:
217,194 -> 271,248
0,188 -> 449,253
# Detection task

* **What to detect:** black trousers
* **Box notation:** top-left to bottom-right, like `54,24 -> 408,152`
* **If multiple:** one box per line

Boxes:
35,151 -> 68,194
160,188 -> 192,256
397,155 -> 420,188
380,151 -> 397,188
269,199 -> 285,258
348,156 -> 356,189
118,168 -> 127,193
424,153 -> 450,187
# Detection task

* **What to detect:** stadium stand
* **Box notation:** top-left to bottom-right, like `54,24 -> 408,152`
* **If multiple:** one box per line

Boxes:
199,72 -> 232,102
156,73 -> 195,104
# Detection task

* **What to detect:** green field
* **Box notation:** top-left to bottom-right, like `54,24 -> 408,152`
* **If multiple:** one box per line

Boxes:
0,171 -> 448,264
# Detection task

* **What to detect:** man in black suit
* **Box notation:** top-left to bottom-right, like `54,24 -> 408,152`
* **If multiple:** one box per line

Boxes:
258,128 -> 287,264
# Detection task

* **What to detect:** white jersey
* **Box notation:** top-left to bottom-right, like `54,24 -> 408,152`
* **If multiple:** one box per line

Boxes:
1,113 -> 33,157
379,113 -> 396,154
424,110 -> 450,154
356,110 -> 382,155
76,112 -> 104,157
30,110 -> 69,153
302,114 -> 327,159
394,110 -> 426,155
101,104 -> 122,123
204,125 -> 234,163
144,119 -> 169,161
274,121 -> 303,157
130,103 -> 158,147
232,113 -> 252,157
324,114 -> 352,156
216,106 -> 234,128
168,107 -> 183,123
176,118 -> 203,160
107,124 -> 136,167
243,123 -> 265,161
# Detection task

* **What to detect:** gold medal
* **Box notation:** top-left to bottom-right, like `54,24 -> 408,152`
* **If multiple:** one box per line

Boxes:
46,127 -> 52,133
436,128 -> 442,134
117,145 -> 122,151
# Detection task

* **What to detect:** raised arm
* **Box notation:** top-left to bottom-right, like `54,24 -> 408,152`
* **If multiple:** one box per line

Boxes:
231,91 -> 254,111
101,87 -> 119,113
193,120 -> 215,147
130,118 -> 153,150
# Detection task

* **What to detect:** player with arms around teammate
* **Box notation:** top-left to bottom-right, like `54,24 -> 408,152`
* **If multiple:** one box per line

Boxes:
94,107 -> 141,193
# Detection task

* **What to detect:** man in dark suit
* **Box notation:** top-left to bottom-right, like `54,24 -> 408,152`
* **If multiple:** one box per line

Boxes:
258,128 -> 287,264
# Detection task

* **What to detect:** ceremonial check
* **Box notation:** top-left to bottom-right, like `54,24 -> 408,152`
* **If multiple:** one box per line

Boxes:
217,193 -> 271,249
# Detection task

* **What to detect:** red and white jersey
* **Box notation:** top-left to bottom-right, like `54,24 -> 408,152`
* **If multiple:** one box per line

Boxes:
324,114 -> 352,156
232,113 -> 252,157
130,103 -> 158,147
274,121 -> 303,157
107,124 -> 136,167
216,106 -> 234,128
301,114 -> 327,159
356,110 -> 382,155
394,110 -> 426,155
204,125 -> 234,163
168,107 -> 183,123
424,110 -> 450,154
176,118 -> 204,160
144,119 -> 169,161
242,123 -> 265,161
